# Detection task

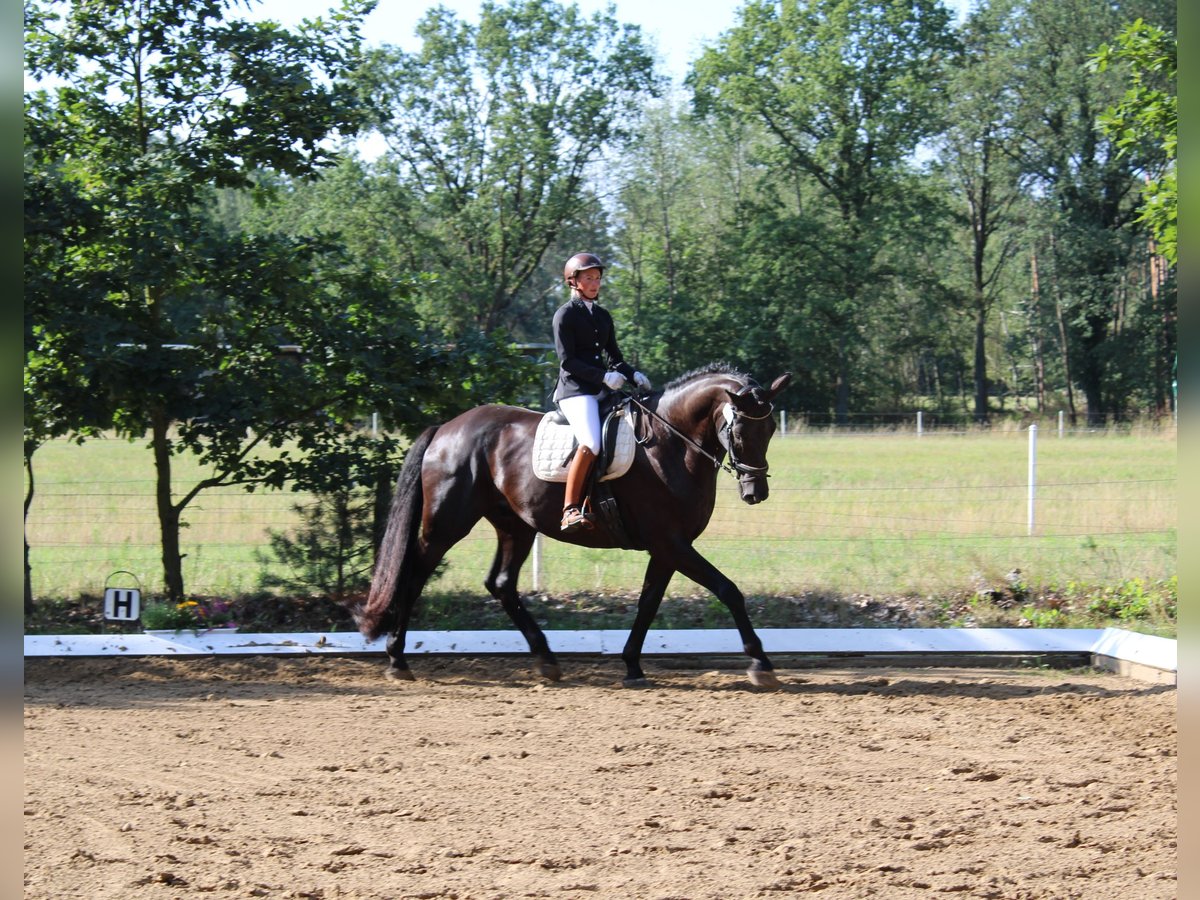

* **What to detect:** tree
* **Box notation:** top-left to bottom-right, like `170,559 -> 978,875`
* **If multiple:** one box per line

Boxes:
358,0 -> 661,337
1092,20 -> 1176,418
1093,19 -> 1176,265
998,0 -> 1174,423
24,116 -> 122,613
23,0 -> 374,602
934,2 -> 1028,422
610,100 -> 764,379
690,0 -> 959,421
24,0 -> 536,603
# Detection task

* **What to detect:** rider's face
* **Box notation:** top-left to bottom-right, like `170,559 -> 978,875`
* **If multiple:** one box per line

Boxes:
572,267 -> 602,301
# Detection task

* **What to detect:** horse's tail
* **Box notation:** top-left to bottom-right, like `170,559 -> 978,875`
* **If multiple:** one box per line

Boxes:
353,425 -> 439,641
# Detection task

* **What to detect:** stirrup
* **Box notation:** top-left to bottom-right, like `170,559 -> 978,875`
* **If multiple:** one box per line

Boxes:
560,505 -> 593,533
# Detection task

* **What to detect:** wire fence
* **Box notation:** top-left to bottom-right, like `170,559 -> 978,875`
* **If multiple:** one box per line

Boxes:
24,424 -> 1177,601
775,408 -> 1178,435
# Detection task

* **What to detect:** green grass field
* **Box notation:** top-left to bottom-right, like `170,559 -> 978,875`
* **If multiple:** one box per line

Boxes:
25,426 -> 1176,611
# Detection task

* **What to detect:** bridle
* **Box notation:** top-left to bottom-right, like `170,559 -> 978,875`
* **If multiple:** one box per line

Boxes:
624,384 -> 774,482
718,389 -> 773,480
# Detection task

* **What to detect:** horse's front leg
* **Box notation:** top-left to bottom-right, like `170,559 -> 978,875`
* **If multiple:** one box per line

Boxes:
621,555 -> 676,686
673,544 -> 780,689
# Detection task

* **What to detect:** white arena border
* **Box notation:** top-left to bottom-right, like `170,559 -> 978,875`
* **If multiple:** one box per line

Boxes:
25,627 -> 1175,683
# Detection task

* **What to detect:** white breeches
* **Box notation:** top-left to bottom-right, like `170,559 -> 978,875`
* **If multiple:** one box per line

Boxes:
557,394 -> 602,455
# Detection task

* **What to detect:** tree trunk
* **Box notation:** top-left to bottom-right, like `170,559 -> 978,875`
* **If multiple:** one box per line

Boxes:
971,184 -> 989,423
23,441 -> 37,617
1081,373 -> 1105,427
1149,241 -> 1175,418
1078,313 -> 1109,427
658,182 -> 677,307
1053,297 -> 1077,426
152,410 -> 186,602
1031,332 -> 1046,413
972,302 -> 988,423
1029,252 -> 1046,412
835,334 -> 851,425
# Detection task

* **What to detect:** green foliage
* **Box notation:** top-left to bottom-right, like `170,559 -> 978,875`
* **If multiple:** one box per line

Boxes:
354,0 -> 660,336
140,597 -> 234,631
1084,576 -> 1176,622
685,0 -> 960,420
954,574 -> 1177,635
23,0 -> 386,601
605,0 -> 1176,424
23,0 -> 1179,620
255,488 -> 376,603
1018,604 -> 1067,628
930,1 -> 1031,423
691,0 -> 958,174
24,0 -> 376,188
1093,20 -> 1177,264
995,0 -> 1176,424
23,0 -> 541,603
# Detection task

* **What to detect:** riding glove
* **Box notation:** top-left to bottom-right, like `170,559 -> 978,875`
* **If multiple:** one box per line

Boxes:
634,372 -> 652,390
603,371 -> 626,390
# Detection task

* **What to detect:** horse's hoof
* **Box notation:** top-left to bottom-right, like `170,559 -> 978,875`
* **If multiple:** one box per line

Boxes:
747,668 -> 781,689
537,662 -> 563,682
622,677 -> 651,689
384,666 -> 415,682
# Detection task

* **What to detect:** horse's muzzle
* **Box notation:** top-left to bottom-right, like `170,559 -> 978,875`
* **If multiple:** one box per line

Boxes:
739,476 -> 769,504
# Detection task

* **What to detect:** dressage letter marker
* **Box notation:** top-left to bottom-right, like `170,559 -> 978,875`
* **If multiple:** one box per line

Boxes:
103,588 -> 140,621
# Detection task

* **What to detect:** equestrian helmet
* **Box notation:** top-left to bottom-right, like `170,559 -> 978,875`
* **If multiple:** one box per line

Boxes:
563,252 -> 605,283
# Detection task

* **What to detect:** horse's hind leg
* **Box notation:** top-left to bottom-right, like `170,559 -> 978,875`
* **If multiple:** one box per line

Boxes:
485,522 -> 561,681
384,554 -> 437,681
386,523 -> 473,680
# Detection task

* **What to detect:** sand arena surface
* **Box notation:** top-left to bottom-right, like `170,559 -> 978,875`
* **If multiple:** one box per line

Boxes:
24,655 -> 1175,899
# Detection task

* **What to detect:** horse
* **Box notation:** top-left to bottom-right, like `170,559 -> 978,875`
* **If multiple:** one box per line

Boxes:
352,362 -> 792,687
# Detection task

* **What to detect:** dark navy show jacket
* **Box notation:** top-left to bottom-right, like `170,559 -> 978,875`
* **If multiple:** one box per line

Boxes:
552,299 -> 636,401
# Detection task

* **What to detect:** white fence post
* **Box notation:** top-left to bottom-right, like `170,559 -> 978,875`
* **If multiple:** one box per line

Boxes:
917,411 -> 923,437
532,532 -> 543,592
780,410 -> 787,435
1028,424 -> 1038,536
1058,410 -> 1064,438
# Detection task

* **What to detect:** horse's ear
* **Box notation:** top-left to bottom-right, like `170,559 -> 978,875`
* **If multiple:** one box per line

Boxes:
766,373 -> 792,399
725,388 -> 757,417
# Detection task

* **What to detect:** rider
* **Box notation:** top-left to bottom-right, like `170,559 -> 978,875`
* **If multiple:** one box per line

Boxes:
552,252 -> 652,533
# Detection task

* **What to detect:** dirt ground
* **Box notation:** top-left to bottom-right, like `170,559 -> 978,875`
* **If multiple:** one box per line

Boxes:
24,655 -> 1176,900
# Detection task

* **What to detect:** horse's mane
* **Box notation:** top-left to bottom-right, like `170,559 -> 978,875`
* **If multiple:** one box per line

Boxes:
663,362 -> 752,394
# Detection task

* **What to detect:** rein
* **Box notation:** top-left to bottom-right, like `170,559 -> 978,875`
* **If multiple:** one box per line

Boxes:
623,388 -> 772,480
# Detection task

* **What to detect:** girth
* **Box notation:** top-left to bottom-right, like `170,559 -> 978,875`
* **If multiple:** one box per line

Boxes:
545,396 -> 638,548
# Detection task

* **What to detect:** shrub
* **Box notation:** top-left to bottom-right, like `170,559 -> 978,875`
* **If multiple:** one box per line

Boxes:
140,598 -> 234,631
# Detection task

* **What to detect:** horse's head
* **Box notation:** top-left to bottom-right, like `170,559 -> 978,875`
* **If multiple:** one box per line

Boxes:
721,373 -> 792,504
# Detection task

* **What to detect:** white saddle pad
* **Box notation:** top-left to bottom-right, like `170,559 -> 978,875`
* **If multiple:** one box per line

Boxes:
532,407 -> 636,483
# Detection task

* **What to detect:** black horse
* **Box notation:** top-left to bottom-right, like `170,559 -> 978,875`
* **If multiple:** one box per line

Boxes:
353,363 -> 791,687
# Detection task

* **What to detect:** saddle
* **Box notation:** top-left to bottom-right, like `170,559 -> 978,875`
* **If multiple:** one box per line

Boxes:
531,396 -> 636,484
532,396 -> 639,549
